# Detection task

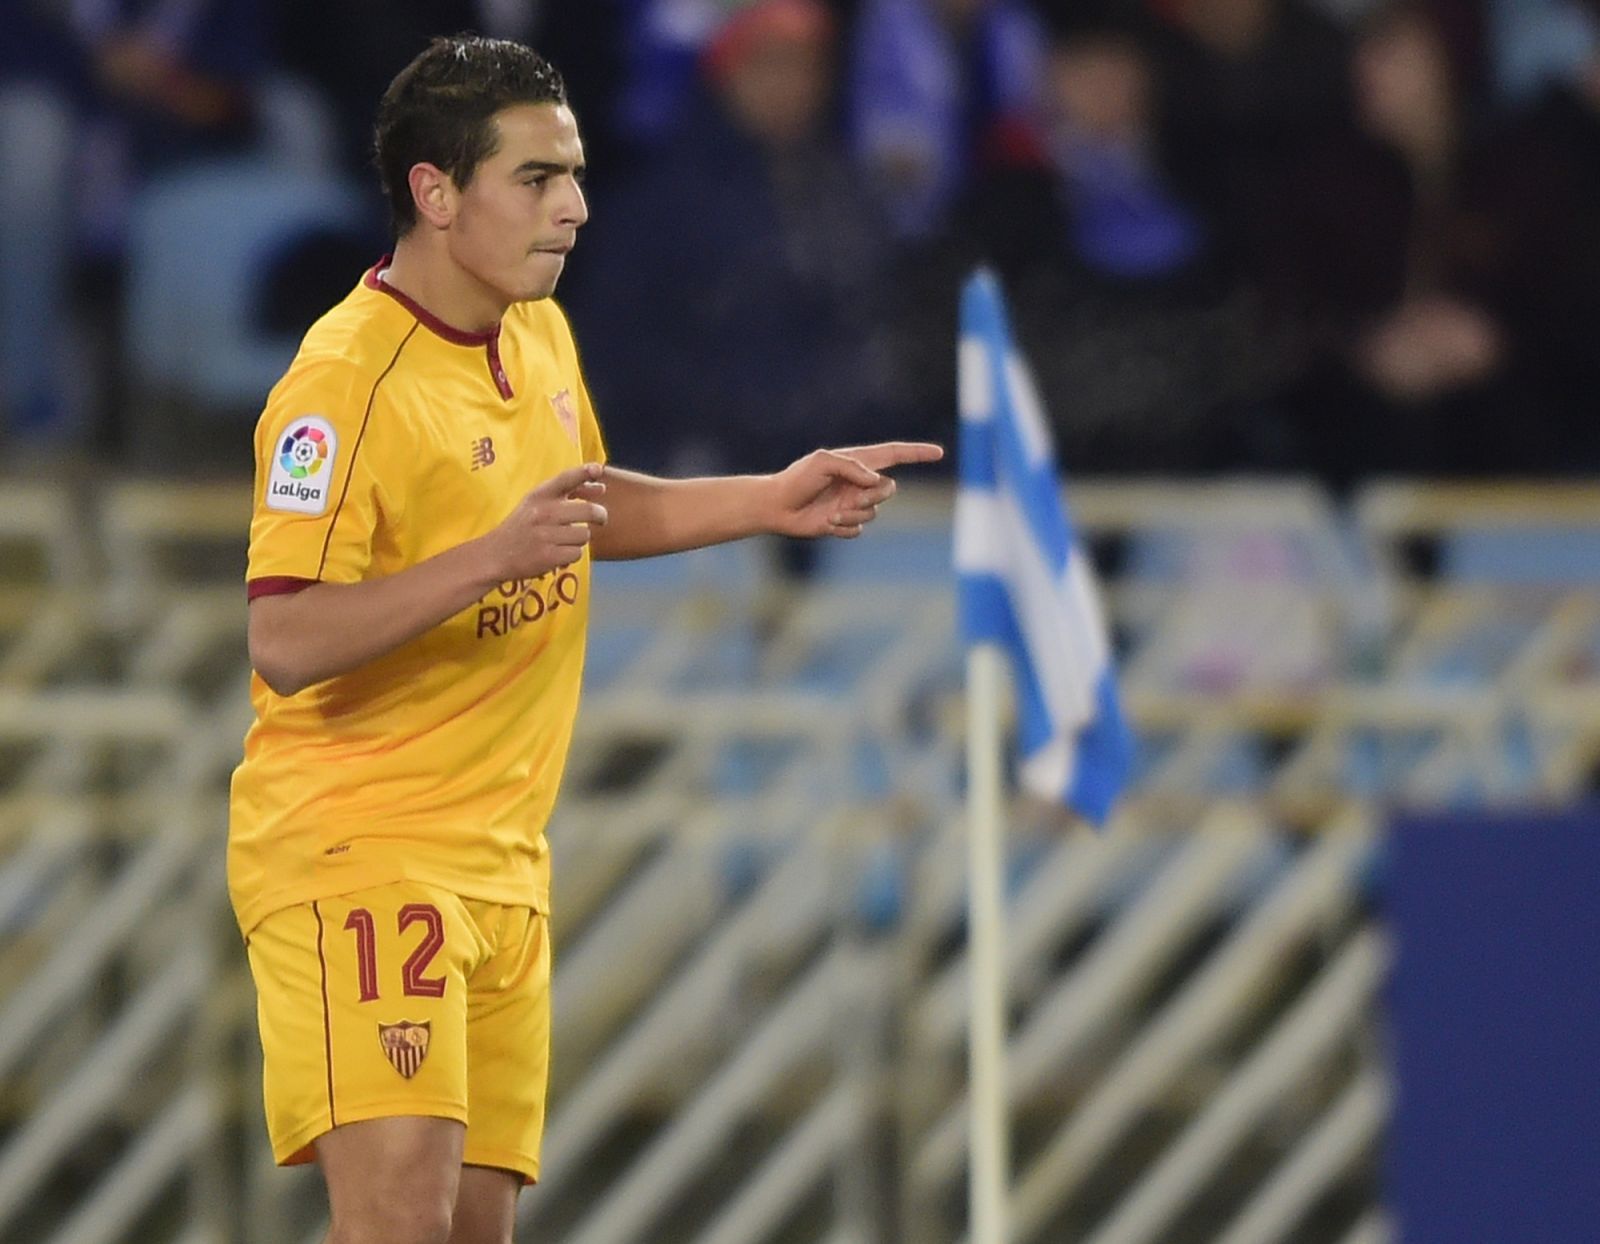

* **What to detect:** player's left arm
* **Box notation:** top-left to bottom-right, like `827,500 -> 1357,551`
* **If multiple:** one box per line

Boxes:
589,442 -> 943,561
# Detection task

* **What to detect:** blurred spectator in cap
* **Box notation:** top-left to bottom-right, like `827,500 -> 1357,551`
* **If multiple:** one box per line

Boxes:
704,0 -> 839,145
567,0 -> 906,510
612,0 -> 774,150
848,0 -> 1048,241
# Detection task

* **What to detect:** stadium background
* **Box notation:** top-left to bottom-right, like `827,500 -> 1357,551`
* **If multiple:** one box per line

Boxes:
4,0 -> 1600,1241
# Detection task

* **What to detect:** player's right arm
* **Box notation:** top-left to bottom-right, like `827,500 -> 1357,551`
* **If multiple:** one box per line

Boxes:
245,357 -> 606,696
249,464 -> 605,696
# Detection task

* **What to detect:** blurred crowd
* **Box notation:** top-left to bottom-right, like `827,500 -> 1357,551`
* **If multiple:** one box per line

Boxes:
6,0 -> 1600,484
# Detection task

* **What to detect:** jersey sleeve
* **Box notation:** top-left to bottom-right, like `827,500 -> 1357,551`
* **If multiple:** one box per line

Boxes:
246,357 -> 396,593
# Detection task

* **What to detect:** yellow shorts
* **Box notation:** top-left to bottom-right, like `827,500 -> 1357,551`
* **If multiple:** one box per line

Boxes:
245,880 -> 550,1181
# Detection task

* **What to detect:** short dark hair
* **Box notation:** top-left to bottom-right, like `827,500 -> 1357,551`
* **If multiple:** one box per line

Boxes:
374,35 -> 568,236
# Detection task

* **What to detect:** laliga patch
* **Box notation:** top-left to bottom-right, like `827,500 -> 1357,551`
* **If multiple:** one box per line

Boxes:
266,416 -> 339,514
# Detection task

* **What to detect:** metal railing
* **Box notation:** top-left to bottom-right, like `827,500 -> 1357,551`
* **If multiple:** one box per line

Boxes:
4,476 -> 1599,1242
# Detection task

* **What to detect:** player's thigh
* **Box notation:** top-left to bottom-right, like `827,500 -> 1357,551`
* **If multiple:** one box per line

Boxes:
316,1115 -> 465,1242
462,907 -> 552,1181
246,884 -> 486,1166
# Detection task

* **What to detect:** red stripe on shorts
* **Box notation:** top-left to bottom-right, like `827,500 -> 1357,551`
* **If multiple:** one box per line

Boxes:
314,901 -> 336,1127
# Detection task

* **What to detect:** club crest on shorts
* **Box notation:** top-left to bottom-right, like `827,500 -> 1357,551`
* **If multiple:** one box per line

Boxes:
549,389 -> 580,445
378,1020 -> 431,1079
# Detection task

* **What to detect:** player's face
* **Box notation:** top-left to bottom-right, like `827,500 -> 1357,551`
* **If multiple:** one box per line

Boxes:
449,102 -> 588,303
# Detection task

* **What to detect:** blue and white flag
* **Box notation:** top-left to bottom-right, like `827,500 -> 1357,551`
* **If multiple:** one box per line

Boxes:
953,271 -> 1132,825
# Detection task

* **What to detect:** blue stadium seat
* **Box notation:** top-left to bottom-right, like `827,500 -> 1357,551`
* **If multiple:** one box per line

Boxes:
781,624 -> 908,694
812,522 -> 952,584
1441,529 -> 1600,583
1403,614 -> 1542,686
125,159 -> 369,412
711,736 -> 807,796
581,622 -> 658,692
591,538 -> 767,593
1121,531 -> 1194,581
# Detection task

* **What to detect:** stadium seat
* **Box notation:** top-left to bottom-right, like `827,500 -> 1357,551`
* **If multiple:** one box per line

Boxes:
1440,529 -> 1600,583
812,517 -> 952,584
125,160 -> 373,419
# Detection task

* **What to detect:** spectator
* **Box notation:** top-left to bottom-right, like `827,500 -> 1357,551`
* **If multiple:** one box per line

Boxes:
1260,1 -> 1600,479
1030,4 -> 1204,281
848,0 -> 1048,240
272,1 -> 489,176
1149,0 -> 1354,268
949,3 -> 1277,471
612,0 -> 741,149
80,0 -> 265,178
2,0 -> 263,444
1446,9 -> 1600,470
0,7 -> 84,440
568,0 -> 904,482
537,0 -> 631,186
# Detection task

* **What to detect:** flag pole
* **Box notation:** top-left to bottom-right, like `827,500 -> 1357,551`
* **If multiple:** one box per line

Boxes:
966,641 -> 1010,1244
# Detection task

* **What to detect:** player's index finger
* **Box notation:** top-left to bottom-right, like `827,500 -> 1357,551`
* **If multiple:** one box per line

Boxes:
846,442 -> 945,472
532,462 -> 603,498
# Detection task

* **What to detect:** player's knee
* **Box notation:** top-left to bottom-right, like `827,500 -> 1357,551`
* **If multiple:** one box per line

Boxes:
327,1193 -> 454,1244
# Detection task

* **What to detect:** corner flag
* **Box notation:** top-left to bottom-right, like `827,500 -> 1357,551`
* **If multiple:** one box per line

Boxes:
953,271 -> 1132,825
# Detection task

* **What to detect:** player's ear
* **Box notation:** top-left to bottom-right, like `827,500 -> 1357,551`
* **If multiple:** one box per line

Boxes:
408,162 -> 456,230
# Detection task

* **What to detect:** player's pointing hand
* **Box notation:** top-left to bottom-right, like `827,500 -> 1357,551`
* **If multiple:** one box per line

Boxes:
482,462 -> 609,580
769,442 -> 944,539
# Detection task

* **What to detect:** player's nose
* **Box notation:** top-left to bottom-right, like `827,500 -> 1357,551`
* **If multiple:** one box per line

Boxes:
556,181 -> 588,230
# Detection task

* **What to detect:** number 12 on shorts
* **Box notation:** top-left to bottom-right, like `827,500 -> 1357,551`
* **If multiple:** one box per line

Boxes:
343,904 -> 446,1002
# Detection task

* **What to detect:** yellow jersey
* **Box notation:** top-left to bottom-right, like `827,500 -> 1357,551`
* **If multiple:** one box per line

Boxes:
228,261 -> 607,936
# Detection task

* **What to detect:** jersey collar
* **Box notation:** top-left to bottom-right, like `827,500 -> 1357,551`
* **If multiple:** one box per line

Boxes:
365,258 -> 499,348
365,258 -> 516,400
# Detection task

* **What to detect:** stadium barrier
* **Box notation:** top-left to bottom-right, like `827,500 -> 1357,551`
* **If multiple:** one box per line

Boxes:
4,477 -> 1598,1241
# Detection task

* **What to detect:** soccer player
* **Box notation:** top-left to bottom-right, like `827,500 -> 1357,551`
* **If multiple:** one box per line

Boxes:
229,33 -> 941,1244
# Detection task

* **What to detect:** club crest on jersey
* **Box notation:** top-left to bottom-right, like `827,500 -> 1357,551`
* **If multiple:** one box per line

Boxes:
265,415 -> 339,515
378,1020 -> 431,1079
549,389 -> 579,445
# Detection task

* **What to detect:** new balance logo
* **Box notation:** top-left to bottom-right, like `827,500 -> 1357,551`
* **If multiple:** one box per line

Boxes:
470,437 -> 496,470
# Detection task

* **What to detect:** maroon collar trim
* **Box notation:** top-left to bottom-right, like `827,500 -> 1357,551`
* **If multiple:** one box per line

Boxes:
365,258 -> 500,348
